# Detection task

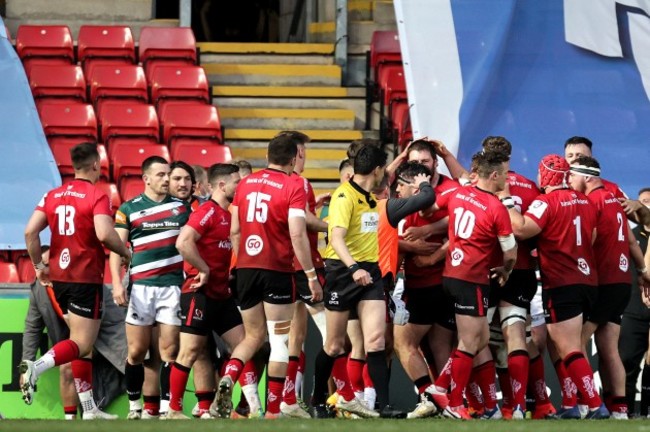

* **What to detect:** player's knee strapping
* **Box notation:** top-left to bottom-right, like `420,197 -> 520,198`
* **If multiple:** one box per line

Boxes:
499,304 -> 527,328
267,320 -> 291,362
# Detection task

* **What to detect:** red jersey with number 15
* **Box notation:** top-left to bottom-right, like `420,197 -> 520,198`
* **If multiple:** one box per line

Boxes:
507,171 -> 540,270
440,185 -> 513,285
233,168 -> 307,273
182,200 -> 233,300
36,179 -> 113,284
587,187 -> 631,285
525,189 -> 597,289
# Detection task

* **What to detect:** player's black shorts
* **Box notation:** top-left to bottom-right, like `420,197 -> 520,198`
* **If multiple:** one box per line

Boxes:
403,286 -> 455,329
489,269 -> 538,310
585,283 -> 631,325
295,268 -> 326,306
180,291 -> 243,336
52,281 -> 103,319
542,284 -> 597,324
443,277 -> 489,317
324,259 -> 384,312
236,268 -> 295,310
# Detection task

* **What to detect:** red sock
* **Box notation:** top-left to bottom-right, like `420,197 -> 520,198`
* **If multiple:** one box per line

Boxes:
331,354 -> 355,400
51,339 -> 80,366
563,352 -> 601,409
298,351 -> 306,374
169,362 -> 190,411
414,375 -> 433,395
473,360 -> 498,410
347,357 -> 365,393
267,376 -> 284,414
610,396 -> 627,414
362,362 -> 374,389
282,356 -> 300,405
449,350 -> 474,407
63,405 -> 78,417
196,390 -> 214,414
70,358 -> 93,393
143,395 -> 160,416
528,355 -> 550,404
434,348 -> 455,390
554,359 -> 577,407
238,360 -> 258,386
222,357 -> 244,383
466,380 -> 484,412
497,367 -> 512,410
507,350 -> 529,409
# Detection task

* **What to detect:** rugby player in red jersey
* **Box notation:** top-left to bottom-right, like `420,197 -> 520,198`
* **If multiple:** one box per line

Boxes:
21,143 -> 131,419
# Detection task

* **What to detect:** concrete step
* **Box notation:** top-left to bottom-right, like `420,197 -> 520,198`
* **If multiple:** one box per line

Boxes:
213,86 -> 364,98
6,0 -> 152,22
203,64 -> 341,87
309,20 -> 397,45
373,1 -> 396,24
224,129 -> 363,141
219,108 -> 355,130
199,42 -> 335,65
348,0 -> 373,21
4,18 -> 178,40
308,22 -> 335,44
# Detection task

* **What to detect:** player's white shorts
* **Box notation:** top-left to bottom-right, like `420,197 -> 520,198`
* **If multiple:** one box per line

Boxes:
530,284 -> 545,328
126,284 -> 181,326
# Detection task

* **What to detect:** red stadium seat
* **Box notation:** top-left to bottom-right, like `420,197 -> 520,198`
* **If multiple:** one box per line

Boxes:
112,143 -> 170,182
51,141 -> 109,180
29,64 -> 86,103
38,102 -> 98,140
99,103 -> 159,145
88,65 -> 148,117
0,250 -> 11,262
0,262 -> 20,283
119,177 -> 145,201
106,136 -> 160,163
95,181 -> 122,212
77,25 -> 136,76
138,27 -> 197,77
16,25 -> 74,76
171,140 -> 232,167
150,66 -> 210,112
370,31 -> 402,78
16,256 -> 36,283
161,103 -> 223,145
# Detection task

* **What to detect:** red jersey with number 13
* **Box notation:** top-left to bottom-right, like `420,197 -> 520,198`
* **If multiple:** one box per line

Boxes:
233,168 -> 307,273
36,179 -> 112,284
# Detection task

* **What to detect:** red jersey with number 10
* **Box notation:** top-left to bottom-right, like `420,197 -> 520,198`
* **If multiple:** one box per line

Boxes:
36,179 -> 113,284
525,189 -> 597,289
182,200 -> 233,300
232,168 -> 307,273
587,187 -> 631,285
440,185 -> 513,285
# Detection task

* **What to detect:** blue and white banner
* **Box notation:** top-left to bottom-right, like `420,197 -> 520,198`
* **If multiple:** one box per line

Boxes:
395,0 -> 650,196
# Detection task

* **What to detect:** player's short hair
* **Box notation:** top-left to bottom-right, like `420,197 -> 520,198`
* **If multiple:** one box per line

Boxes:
170,160 -> 196,185
564,136 -> 593,149
339,158 -> 353,172
347,138 -> 380,160
275,130 -> 310,146
481,136 -> 512,156
395,160 -> 432,181
473,150 -> 509,179
142,155 -> 168,173
208,163 -> 239,185
572,155 -> 600,170
193,165 -> 207,182
233,159 -> 252,176
354,144 -> 387,175
70,142 -> 99,171
639,187 -> 650,196
407,139 -> 436,158
268,134 -> 299,166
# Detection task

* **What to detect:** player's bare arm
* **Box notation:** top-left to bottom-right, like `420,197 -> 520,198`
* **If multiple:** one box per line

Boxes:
109,228 -> 130,307
491,234 -> 517,286
619,198 -> 650,226
306,209 -> 327,233
230,205 -> 241,256
24,210 -> 51,286
402,217 -> 448,241
176,225 -> 209,290
94,214 -> 131,266
289,213 -> 323,302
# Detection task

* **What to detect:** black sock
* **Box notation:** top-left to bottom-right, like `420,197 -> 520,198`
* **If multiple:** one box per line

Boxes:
160,361 -> 172,404
125,360 -> 145,401
311,348 -> 335,405
367,350 -> 389,408
641,363 -> 650,416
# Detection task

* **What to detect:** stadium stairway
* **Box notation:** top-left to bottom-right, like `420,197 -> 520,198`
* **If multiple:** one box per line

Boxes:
199,42 -> 378,195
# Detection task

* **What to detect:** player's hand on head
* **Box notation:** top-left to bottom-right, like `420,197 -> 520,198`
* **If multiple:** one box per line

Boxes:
412,173 -> 431,187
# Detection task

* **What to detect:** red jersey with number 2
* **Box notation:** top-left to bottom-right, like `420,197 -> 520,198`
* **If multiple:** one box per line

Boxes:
524,189 -> 597,289
36,179 -> 112,284
440,185 -> 513,285
232,168 -> 307,273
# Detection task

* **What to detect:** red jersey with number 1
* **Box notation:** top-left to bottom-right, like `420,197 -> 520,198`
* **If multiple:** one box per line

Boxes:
182,200 -> 233,300
440,185 -> 513,285
587,187 -> 631,285
525,189 -> 597,289
292,173 -> 324,270
507,171 -> 540,270
36,179 -> 113,284
232,168 -> 307,273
